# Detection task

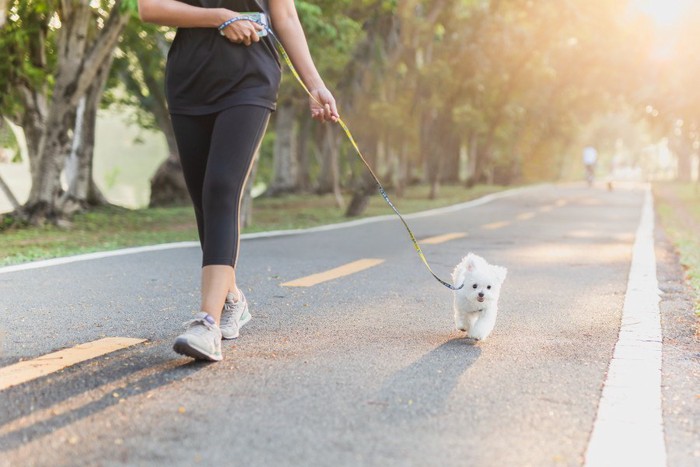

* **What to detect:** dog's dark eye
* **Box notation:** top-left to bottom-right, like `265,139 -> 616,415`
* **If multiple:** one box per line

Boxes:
487,285 -> 492,290
472,284 -> 478,289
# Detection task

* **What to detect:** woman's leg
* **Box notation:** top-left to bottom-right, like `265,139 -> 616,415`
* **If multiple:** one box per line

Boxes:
170,113 -> 216,251
170,113 -> 224,360
199,105 -> 271,323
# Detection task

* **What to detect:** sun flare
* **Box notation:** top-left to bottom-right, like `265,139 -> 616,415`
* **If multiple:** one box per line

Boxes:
630,0 -> 694,27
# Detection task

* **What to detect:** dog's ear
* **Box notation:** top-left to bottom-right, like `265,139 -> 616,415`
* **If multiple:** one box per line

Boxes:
492,265 -> 507,285
465,253 -> 478,272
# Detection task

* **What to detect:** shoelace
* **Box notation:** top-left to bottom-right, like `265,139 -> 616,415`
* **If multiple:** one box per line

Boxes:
182,315 -> 217,335
221,295 -> 245,327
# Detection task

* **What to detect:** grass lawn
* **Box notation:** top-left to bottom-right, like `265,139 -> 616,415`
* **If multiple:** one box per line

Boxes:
653,181 -> 700,312
0,184 -> 505,267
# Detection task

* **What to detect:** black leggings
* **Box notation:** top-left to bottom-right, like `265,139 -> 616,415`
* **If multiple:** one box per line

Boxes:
171,105 -> 271,267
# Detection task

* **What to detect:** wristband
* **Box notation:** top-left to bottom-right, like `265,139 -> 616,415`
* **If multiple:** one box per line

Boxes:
218,13 -> 269,37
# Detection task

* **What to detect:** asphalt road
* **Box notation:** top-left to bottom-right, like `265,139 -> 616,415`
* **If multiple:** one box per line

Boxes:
0,183 -> 698,466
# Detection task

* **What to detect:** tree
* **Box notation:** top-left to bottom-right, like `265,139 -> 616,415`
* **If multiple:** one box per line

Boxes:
265,0 -> 363,197
106,22 -> 189,207
0,0 -> 131,226
0,0 -> 7,28
643,4 -> 700,181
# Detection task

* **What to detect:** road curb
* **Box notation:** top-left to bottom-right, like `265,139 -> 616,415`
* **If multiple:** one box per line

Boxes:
0,185 -> 536,275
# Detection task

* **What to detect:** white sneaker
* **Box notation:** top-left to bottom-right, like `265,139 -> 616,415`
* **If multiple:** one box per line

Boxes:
220,290 -> 252,340
173,312 -> 223,361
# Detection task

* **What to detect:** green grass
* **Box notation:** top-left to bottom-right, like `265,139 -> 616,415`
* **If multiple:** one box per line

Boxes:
0,184 -> 506,267
0,206 -> 198,266
654,182 -> 700,313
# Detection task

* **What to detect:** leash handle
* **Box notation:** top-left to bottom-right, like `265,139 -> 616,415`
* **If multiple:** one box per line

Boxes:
251,21 -> 462,291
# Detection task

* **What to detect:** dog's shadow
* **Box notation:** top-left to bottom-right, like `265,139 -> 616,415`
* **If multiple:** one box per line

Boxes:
372,337 -> 481,420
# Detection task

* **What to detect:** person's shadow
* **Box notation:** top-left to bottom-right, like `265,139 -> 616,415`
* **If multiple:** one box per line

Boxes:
372,337 -> 481,421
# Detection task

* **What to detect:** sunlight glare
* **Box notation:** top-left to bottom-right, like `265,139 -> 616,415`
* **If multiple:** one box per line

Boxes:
630,0 -> 693,27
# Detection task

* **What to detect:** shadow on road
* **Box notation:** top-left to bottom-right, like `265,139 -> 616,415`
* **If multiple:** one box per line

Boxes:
374,337 -> 481,420
0,343 -> 208,452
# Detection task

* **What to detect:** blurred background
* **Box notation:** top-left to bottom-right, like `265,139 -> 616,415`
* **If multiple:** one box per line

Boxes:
0,0 -> 699,219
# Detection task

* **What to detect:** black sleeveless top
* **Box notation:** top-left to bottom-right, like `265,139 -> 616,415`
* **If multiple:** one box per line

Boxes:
166,0 -> 281,115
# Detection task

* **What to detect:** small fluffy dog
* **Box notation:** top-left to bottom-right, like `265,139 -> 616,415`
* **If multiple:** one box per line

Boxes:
452,253 -> 507,341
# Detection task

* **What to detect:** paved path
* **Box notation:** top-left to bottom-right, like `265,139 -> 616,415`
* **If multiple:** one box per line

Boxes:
0,183 -> 698,466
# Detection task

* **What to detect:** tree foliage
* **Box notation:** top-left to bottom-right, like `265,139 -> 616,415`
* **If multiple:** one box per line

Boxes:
2,0 -> 699,224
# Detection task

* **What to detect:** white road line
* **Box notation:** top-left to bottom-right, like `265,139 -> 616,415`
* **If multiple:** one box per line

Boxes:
585,188 -> 666,467
0,186 -> 535,275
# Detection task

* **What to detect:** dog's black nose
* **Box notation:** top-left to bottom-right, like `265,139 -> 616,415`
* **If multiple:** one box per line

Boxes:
478,292 -> 484,298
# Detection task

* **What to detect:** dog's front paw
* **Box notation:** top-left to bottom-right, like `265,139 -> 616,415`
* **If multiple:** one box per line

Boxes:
468,330 -> 489,341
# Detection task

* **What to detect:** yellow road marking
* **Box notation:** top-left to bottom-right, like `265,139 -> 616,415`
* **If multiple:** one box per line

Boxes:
420,232 -> 467,245
481,221 -> 510,230
0,359 -> 186,438
516,212 -> 536,221
540,205 -> 554,213
281,258 -> 385,287
556,199 -> 568,207
0,337 -> 146,392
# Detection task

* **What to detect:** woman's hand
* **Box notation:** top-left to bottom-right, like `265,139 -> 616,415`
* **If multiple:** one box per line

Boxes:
220,16 -> 265,46
310,88 -> 339,123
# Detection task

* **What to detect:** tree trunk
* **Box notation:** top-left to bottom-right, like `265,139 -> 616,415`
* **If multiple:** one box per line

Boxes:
0,0 -> 6,29
265,102 -> 299,196
60,52 -> 114,213
20,0 -> 129,224
0,173 -> 19,210
296,114 -> 312,192
345,171 -> 376,217
465,133 -> 478,187
144,35 -> 189,207
149,155 -> 189,207
315,124 -> 344,208
671,133 -> 694,183
240,149 -> 261,228
148,115 -> 188,207
395,144 -> 408,198
421,110 -> 445,199
345,135 -> 379,217
16,87 -> 48,178
443,133 -> 461,184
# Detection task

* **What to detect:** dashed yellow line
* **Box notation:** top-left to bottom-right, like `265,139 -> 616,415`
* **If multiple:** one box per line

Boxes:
516,212 -> 536,221
0,359 -> 187,438
281,258 -> 385,287
420,232 -> 467,245
481,221 -> 511,230
0,337 -> 146,392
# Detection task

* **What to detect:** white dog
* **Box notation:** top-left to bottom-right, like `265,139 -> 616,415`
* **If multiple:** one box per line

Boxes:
452,253 -> 507,341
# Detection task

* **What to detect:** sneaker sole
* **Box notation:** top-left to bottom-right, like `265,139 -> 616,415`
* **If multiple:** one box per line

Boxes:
173,338 -> 223,362
221,311 -> 252,340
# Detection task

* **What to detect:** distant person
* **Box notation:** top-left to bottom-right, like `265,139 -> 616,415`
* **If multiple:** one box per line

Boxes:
138,0 -> 339,362
583,146 -> 598,186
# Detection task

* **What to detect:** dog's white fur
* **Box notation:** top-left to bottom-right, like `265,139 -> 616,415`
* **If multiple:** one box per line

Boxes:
452,253 -> 507,340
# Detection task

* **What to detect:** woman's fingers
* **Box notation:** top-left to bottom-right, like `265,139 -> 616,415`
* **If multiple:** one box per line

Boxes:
309,88 -> 340,123
223,20 -> 262,46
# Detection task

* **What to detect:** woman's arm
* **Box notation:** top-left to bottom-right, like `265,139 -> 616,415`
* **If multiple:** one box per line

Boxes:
137,0 -> 228,28
137,0 -> 263,46
269,0 -> 339,122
